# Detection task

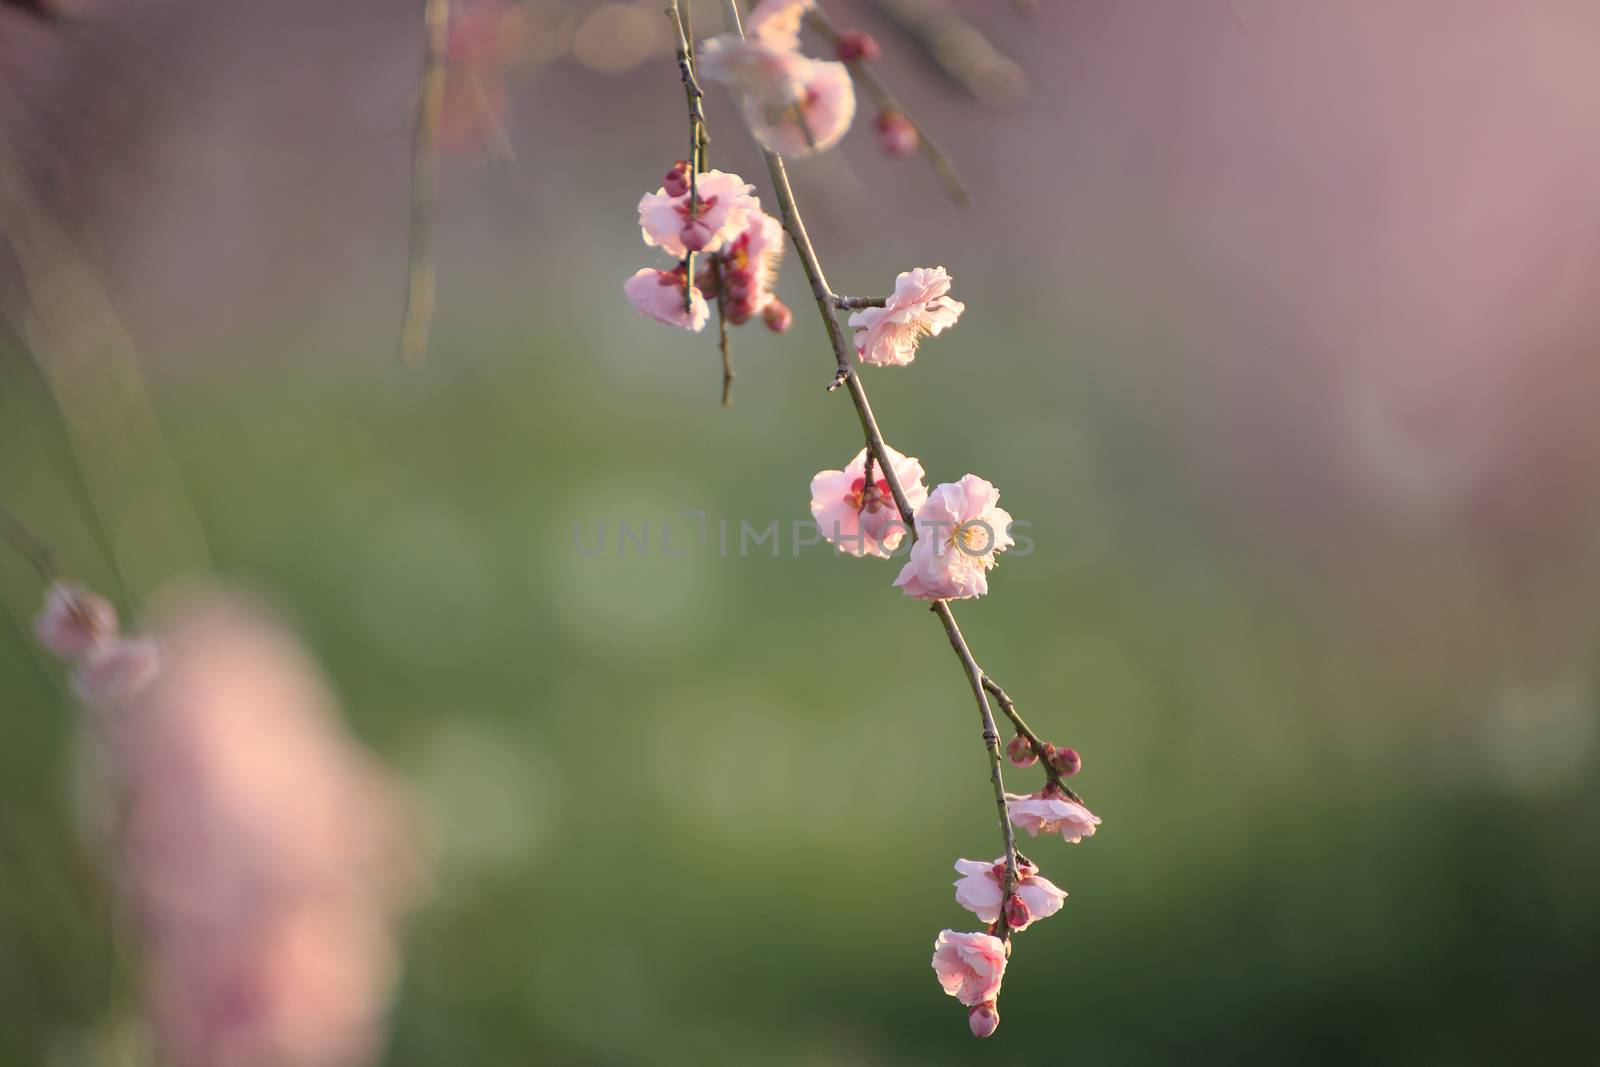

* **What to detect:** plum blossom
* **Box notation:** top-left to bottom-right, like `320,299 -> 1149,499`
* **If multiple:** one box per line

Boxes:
624,268 -> 711,332
810,445 -> 928,558
848,266 -> 964,366
717,208 -> 787,325
72,636 -> 161,706
953,857 -> 1067,932
931,929 -> 1007,1007
1007,787 -> 1101,843
699,0 -> 856,157
893,474 -> 1015,600
439,0 -> 528,155
638,169 -> 758,258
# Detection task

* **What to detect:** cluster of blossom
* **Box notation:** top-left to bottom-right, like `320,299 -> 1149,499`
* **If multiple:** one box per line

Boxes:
933,754 -> 1099,1037
36,583 -> 424,1067
626,165 -> 794,334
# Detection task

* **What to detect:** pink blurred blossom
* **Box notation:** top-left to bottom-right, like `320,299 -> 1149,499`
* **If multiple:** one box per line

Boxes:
848,266 -> 964,367
95,590 -> 426,1067
623,268 -> 710,331
810,445 -> 927,558
699,1 -> 856,157
931,929 -> 1007,1007
893,474 -> 1015,600
953,857 -> 1067,931
1007,788 -> 1101,844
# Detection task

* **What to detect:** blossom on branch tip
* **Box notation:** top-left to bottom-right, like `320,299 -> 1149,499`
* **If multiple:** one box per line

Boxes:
810,445 -> 928,558
893,474 -> 1014,600
848,266 -> 964,366
1007,788 -> 1101,843
638,169 -> 758,258
623,268 -> 710,332
931,929 -> 1007,1007
953,857 -> 1067,932
35,581 -> 117,660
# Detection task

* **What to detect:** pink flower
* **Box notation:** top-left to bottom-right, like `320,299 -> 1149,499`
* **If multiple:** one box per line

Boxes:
810,445 -> 928,558
699,1 -> 856,157
624,268 -> 711,332
848,266 -> 965,367
637,169 -> 758,258
1007,788 -> 1101,843
96,590 -> 426,1067
953,857 -> 1067,932
931,929 -> 1007,1006
35,580 -> 117,660
722,208 -> 786,316
893,474 -> 1015,600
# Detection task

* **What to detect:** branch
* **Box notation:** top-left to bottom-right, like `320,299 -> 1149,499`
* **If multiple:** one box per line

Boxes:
832,294 -> 887,309
717,0 -> 1021,924
806,6 -> 969,204
983,675 -> 1086,804
400,0 -> 451,366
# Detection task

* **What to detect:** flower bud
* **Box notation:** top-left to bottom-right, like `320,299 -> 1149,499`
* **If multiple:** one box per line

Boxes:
873,109 -> 919,159
1005,734 -> 1036,768
762,300 -> 792,333
727,298 -> 755,326
968,1001 -> 1000,1039
679,219 -> 713,253
35,582 -> 117,661
695,266 -> 720,298
1050,746 -> 1082,777
1003,893 -> 1030,929
836,30 -> 881,63
663,160 -> 692,197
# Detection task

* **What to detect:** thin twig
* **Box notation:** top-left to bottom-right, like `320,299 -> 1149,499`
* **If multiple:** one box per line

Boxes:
806,6 -> 969,204
400,0 -> 451,366
0,505 -> 58,582
832,294 -> 887,309
714,258 -> 734,407
983,675 -> 1086,804
718,0 -> 1021,921
936,601 -> 1022,937
667,0 -> 709,314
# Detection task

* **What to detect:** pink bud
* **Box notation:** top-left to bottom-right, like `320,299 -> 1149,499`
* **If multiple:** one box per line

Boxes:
679,219 -> 713,253
663,160 -> 691,198
873,110 -> 919,159
727,298 -> 755,326
968,1001 -> 999,1039
836,30 -> 881,63
1005,734 -> 1036,768
1050,746 -> 1082,776
1004,893 -> 1030,930
762,300 -> 792,333
35,582 -> 117,661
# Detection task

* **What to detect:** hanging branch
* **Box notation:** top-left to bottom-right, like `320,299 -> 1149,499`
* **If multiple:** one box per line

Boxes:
400,0 -> 451,366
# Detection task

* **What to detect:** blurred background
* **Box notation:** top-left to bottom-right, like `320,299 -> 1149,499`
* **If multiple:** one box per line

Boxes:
5,0 -> 1600,1062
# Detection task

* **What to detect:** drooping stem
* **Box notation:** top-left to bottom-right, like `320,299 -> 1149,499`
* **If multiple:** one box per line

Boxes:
717,0 -> 1021,924
983,676 -> 1086,804
806,5 -> 969,204
667,0 -> 710,315
400,0 -> 451,366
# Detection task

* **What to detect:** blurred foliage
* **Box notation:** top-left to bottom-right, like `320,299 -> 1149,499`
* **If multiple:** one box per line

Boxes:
2,302 -> 1599,1066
